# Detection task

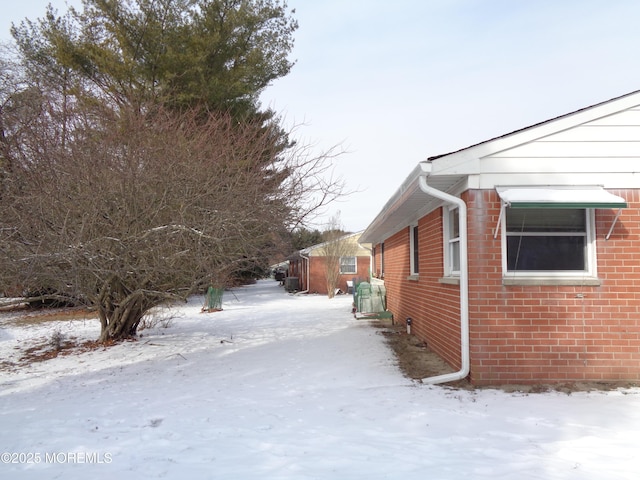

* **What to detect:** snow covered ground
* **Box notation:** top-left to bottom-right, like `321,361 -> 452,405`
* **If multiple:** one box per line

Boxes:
1,279 -> 639,479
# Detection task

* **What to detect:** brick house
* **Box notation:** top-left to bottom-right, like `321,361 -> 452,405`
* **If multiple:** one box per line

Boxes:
360,90 -> 640,386
288,232 -> 371,295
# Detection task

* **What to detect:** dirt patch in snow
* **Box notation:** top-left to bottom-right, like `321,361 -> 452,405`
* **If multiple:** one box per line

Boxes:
19,337 -> 127,363
0,307 -> 131,372
371,319 -> 470,389
0,336 -> 131,371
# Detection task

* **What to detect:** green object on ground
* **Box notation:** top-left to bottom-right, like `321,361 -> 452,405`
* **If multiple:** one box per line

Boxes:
204,286 -> 224,311
354,281 -> 391,320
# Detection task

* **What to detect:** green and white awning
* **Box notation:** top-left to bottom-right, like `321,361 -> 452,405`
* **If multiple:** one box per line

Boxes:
496,186 -> 627,209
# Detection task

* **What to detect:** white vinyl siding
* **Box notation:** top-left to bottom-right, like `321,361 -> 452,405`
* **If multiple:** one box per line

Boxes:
489,107 -> 640,159
474,106 -> 640,189
489,142 -> 640,158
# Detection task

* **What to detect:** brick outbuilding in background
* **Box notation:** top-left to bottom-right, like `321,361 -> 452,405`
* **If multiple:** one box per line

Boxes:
288,232 -> 371,295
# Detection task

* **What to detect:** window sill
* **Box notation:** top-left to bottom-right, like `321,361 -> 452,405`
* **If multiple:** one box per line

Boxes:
438,276 -> 460,285
407,275 -> 420,281
502,276 -> 601,286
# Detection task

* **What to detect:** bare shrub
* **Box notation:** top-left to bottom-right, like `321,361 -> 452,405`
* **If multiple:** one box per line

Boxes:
49,330 -> 65,351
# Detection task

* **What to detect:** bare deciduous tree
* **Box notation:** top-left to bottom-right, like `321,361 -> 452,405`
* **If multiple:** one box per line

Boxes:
0,105 -> 345,341
319,213 -> 357,298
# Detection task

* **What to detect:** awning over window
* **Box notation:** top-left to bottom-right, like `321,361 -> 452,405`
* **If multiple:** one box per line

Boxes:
496,186 -> 628,209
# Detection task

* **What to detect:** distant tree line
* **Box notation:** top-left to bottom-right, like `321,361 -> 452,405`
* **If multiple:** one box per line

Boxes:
289,226 -> 351,251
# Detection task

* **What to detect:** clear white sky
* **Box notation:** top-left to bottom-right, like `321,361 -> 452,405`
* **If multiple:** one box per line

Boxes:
3,1 -> 640,231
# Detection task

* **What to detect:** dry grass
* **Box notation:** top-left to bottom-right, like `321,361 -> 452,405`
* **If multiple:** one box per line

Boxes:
2,307 -> 97,327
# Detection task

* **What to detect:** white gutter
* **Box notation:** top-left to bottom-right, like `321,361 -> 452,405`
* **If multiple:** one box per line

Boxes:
418,162 -> 470,384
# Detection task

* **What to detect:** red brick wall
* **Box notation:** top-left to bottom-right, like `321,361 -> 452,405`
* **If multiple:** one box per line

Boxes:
380,188 -> 640,385
287,257 -> 307,291
467,189 -> 640,385
307,256 -> 369,295
380,209 -> 464,371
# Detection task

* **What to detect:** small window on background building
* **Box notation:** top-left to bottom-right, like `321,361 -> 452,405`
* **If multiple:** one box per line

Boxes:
505,208 -> 591,272
444,206 -> 460,276
339,256 -> 357,274
410,224 -> 419,275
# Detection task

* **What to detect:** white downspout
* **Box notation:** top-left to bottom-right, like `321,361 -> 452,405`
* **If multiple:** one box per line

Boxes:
417,162 -> 470,384
359,243 -> 373,280
296,251 -> 310,294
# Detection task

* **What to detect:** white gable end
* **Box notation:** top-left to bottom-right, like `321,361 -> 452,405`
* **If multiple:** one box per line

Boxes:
475,102 -> 640,189
488,105 -> 640,158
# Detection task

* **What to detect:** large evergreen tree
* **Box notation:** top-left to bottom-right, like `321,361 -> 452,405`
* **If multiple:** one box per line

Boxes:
11,0 -> 297,117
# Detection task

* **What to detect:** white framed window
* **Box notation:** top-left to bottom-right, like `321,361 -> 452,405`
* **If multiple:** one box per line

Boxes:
443,206 -> 460,277
409,224 -> 419,275
502,208 -> 596,277
339,256 -> 357,274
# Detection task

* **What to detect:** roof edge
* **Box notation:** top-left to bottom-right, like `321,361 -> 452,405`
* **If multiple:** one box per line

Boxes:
427,89 -> 640,161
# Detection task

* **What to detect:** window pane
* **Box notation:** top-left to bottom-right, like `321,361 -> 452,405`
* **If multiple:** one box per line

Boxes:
450,240 -> 460,271
507,236 -> 586,271
506,208 -> 585,233
340,256 -> 357,274
450,208 -> 459,238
